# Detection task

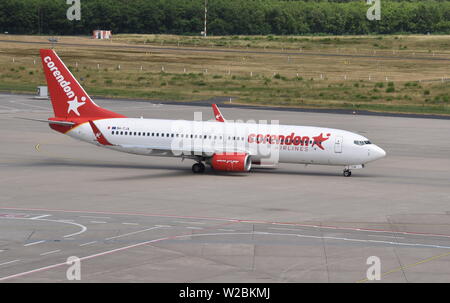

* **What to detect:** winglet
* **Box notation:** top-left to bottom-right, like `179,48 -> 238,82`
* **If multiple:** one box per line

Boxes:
212,104 -> 226,122
88,120 -> 113,146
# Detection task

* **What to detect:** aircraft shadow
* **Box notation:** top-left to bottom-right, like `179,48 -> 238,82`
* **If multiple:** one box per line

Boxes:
22,159 -> 377,179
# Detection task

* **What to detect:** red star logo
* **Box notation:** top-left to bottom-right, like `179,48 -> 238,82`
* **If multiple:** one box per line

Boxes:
312,133 -> 331,150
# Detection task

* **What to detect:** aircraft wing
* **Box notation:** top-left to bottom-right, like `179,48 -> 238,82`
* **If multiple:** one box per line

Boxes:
89,120 -> 253,157
115,144 -> 253,158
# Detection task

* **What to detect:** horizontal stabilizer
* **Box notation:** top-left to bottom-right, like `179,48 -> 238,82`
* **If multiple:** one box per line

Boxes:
15,117 -> 76,126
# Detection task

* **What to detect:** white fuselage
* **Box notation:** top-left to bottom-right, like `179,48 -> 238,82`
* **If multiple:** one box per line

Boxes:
65,118 -> 386,167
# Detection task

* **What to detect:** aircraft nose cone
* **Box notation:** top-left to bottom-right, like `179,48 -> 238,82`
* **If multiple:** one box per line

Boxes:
372,145 -> 386,160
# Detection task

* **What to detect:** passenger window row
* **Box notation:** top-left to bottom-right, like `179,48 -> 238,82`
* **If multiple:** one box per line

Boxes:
111,131 -> 245,141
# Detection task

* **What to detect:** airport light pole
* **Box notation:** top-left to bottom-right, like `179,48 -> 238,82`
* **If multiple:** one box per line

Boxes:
203,0 -> 207,37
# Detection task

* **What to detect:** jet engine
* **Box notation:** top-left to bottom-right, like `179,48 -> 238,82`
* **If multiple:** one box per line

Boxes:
210,153 -> 252,172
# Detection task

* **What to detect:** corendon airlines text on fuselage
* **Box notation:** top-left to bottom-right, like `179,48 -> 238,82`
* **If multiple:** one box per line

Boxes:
248,132 -> 331,150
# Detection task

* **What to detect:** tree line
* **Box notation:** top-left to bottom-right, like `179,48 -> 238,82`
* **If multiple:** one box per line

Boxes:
1,0 -> 450,36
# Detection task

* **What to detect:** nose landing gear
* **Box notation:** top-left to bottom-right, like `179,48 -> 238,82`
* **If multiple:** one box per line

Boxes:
343,169 -> 352,177
343,164 -> 364,177
192,162 -> 206,174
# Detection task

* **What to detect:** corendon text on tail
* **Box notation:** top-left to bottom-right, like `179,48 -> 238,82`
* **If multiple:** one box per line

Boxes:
37,49 -> 386,177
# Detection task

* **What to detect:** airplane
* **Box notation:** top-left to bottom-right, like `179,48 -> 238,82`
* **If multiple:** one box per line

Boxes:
34,49 -> 386,177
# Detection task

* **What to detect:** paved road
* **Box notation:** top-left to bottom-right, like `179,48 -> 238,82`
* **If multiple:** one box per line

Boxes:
0,94 -> 449,282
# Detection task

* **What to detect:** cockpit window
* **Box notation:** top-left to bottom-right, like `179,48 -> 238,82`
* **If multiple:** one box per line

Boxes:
354,140 -> 372,146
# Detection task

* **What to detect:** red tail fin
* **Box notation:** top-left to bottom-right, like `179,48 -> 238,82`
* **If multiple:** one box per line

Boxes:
40,49 -> 125,120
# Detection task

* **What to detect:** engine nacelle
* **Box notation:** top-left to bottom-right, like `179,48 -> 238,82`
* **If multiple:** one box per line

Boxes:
210,153 -> 252,172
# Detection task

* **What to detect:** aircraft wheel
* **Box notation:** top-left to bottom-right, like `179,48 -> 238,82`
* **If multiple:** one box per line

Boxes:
192,163 -> 205,174
343,170 -> 352,177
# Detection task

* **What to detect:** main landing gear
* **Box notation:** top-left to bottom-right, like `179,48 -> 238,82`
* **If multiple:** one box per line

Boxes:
192,162 -> 206,174
343,169 -> 352,177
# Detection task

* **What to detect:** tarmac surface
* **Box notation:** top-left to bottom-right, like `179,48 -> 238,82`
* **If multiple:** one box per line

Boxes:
0,93 -> 449,282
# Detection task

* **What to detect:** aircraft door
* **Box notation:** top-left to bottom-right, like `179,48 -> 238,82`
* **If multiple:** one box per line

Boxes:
334,136 -> 343,153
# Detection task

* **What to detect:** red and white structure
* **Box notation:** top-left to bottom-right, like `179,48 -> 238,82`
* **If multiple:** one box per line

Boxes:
92,30 -> 112,40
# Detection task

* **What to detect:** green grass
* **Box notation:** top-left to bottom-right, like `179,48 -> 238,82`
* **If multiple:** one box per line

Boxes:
2,75 -> 449,115
115,34 -> 450,55
0,82 -> 40,93
1,34 -> 450,116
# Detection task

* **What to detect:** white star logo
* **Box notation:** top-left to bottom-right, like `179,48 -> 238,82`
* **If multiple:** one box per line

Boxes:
67,96 -> 86,116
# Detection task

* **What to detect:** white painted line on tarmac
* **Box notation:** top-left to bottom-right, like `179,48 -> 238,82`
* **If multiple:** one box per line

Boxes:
155,225 -> 171,228
122,223 -> 139,225
0,260 -> 20,266
105,227 -> 162,241
90,221 -> 107,224
40,250 -> 61,256
61,221 -> 88,238
367,234 -> 405,239
80,216 -> 111,219
3,229 -> 449,282
269,227 -> 302,232
174,221 -> 206,225
0,236 -> 178,281
80,241 -> 97,247
4,206 -> 450,239
30,215 -> 51,220
252,231 -> 450,249
24,240 -> 45,247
